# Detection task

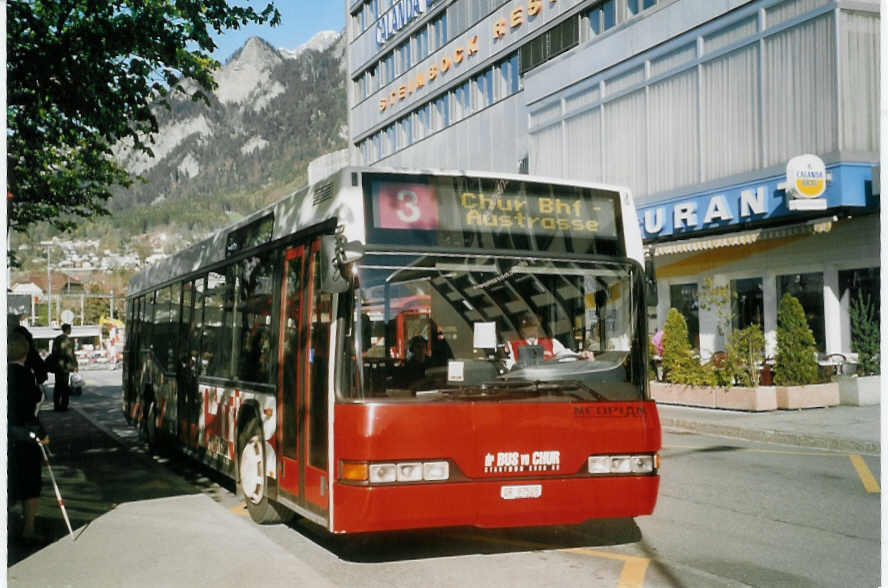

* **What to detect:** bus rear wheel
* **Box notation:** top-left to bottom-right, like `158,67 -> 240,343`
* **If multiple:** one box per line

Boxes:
238,419 -> 289,524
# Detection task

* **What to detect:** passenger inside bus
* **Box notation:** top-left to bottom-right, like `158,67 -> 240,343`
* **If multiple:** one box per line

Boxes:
395,335 -> 430,388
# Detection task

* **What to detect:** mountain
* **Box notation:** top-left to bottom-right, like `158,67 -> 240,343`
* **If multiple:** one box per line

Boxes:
279,30 -> 341,61
16,31 -> 348,273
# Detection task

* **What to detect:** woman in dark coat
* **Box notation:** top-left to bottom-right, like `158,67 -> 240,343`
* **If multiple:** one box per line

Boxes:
14,324 -> 48,385
8,330 -> 49,540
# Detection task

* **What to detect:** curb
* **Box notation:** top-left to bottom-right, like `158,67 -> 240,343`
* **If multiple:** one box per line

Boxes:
660,417 -> 880,455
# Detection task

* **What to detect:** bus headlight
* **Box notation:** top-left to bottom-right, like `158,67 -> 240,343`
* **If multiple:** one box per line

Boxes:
422,461 -> 449,481
396,462 -> 423,482
587,456 -> 610,474
369,463 -> 397,483
630,455 -> 654,473
587,453 -> 657,475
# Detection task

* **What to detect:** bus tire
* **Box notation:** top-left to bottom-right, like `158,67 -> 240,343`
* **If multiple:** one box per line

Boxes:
238,419 -> 287,524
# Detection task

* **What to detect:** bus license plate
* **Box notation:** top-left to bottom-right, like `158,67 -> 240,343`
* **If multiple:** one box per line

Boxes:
500,484 -> 542,500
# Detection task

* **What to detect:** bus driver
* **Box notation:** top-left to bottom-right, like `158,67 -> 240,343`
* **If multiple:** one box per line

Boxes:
507,313 -> 593,368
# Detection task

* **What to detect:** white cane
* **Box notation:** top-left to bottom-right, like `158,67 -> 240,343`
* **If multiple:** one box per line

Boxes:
30,432 -> 74,538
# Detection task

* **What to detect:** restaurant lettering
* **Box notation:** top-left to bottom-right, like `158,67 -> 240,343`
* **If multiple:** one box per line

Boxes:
379,35 -> 479,111
493,0 -> 558,40
641,186 -> 770,237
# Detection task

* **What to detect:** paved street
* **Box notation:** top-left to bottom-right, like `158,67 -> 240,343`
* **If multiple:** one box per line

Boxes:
7,370 -> 881,587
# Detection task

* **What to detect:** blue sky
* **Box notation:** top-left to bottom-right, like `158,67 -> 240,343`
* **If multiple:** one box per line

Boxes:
211,2 -> 345,63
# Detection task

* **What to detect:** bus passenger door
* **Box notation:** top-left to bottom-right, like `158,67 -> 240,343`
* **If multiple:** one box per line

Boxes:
302,241 -> 331,514
278,245 -> 306,502
277,241 -> 331,517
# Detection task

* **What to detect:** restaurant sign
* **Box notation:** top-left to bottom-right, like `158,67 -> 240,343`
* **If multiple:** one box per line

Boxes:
637,162 -> 874,239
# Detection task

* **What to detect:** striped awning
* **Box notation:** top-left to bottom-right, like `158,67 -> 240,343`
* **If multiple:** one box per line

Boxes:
651,217 -> 835,257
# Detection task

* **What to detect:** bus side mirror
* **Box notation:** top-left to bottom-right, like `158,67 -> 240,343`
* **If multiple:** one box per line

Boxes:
319,236 -> 364,293
644,258 -> 658,307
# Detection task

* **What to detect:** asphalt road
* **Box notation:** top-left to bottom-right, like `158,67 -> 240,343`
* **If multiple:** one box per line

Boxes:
8,370 -> 880,587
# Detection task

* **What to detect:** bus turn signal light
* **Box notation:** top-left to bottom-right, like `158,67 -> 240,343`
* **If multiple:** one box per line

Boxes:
340,461 -> 369,482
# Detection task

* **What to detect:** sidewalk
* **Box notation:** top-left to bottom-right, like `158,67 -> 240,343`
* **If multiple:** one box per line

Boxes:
657,402 -> 880,455
6,389 -> 335,587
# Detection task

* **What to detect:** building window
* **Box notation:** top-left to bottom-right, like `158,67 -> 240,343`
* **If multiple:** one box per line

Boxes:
361,139 -> 371,163
495,52 -> 520,99
669,283 -> 699,349
519,15 -> 580,75
627,0 -> 656,16
382,52 -> 395,84
839,266 -> 880,337
366,66 -> 377,96
587,0 -> 616,37
433,93 -> 449,130
415,26 -> 429,61
396,39 -> 411,75
415,102 -> 431,140
777,272 -> 825,352
398,115 -> 413,147
474,68 -> 493,109
732,278 -> 763,329
390,123 -> 398,154
549,15 -> 580,58
373,133 -> 383,160
456,80 -> 473,121
431,13 -> 448,50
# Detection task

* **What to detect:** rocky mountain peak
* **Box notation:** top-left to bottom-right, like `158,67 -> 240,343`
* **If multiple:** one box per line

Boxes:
215,36 -> 284,105
280,30 -> 341,60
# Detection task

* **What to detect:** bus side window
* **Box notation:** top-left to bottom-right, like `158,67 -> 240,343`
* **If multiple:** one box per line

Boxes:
235,252 -> 275,384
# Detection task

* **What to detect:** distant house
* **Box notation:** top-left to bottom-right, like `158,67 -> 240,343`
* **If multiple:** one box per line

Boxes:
10,282 -> 43,298
14,271 -> 86,296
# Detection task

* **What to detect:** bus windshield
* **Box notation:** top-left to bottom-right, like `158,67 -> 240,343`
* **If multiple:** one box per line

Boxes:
348,253 -> 645,403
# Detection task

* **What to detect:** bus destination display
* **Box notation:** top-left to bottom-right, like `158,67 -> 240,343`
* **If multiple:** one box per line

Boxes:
368,176 -> 619,241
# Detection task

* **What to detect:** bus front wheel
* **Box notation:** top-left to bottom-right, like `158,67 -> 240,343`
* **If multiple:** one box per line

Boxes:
238,419 -> 288,524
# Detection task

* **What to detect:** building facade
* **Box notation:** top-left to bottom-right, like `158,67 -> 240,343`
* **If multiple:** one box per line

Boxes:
346,0 -> 880,360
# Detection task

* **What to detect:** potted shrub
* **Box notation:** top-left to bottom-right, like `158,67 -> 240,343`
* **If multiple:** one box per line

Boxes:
725,325 -> 766,387
839,292 -> 880,405
650,309 -> 775,410
714,324 -> 776,411
773,293 -> 839,409
650,309 -> 710,404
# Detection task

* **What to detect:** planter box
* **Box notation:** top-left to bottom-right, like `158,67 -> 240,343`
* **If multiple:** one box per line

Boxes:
650,382 -> 777,412
775,382 -> 840,409
650,382 -> 714,406
716,386 -> 777,411
837,375 -> 881,406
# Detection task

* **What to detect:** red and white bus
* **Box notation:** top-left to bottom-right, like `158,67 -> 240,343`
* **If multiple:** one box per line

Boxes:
123,167 -> 661,532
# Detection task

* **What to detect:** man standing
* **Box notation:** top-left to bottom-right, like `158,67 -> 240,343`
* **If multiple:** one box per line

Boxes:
51,323 -> 78,411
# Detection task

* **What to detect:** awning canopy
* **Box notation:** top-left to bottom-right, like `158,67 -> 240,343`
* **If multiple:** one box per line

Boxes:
650,217 -> 835,257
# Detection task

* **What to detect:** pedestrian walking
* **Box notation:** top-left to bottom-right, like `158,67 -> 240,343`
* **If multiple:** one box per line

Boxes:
50,323 -> 78,412
7,330 -> 51,542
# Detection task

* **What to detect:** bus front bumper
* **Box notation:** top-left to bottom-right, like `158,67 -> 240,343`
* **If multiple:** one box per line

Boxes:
332,475 -> 659,533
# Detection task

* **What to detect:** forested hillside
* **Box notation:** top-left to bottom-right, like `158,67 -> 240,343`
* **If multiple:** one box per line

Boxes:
14,32 -> 347,273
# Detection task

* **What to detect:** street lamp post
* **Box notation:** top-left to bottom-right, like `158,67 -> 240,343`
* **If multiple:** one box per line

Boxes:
46,243 -> 52,326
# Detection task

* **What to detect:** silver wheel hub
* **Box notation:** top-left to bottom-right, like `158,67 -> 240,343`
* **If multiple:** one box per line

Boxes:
240,436 -> 264,504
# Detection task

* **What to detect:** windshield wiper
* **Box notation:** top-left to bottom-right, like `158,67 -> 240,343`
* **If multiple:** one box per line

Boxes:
465,379 -> 611,401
